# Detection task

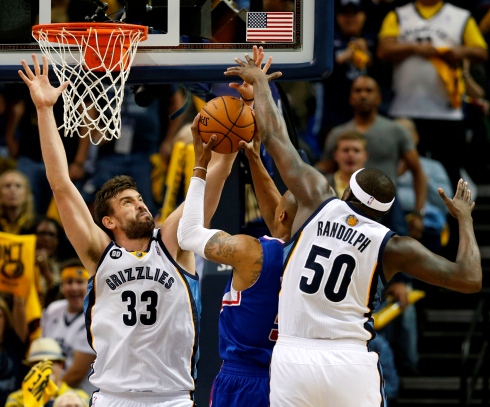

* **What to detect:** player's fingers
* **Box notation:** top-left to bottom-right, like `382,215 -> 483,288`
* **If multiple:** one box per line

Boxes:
32,54 -> 41,76
204,134 -> 218,152
234,57 -> 247,66
191,114 -> 200,136
18,69 -> 30,84
238,140 -> 249,150
438,187 -> 450,203
243,53 -> 254,64
266,71 -> 283,82
454,179 -> 464,198
256,46 -> 265,64
59,81 -> 69,92
262,56 -> 273,74
21,59 -> 35,80
41,55 -> 49,76
255,49 -> 265,68
224,67 -> 241,76
228,82 -> 240,90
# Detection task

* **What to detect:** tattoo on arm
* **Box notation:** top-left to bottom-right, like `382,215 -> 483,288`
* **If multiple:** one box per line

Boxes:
204,231 -> 238,260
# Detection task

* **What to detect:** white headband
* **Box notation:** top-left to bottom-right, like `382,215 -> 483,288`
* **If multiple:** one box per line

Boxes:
349,168 -> 394,212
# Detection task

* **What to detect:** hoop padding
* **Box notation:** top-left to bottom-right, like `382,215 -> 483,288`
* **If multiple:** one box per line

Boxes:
32,23 -> 148,144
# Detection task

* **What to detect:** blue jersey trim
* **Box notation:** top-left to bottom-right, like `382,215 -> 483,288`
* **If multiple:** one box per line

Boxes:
377,231 -> 396,287
156,229 -> 199,281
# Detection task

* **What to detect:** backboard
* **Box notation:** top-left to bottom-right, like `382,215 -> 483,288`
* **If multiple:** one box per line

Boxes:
0,0 -> 333,84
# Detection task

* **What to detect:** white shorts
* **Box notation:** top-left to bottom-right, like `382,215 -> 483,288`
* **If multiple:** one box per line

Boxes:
90,391 -> 194,407
270,336 -> 386,407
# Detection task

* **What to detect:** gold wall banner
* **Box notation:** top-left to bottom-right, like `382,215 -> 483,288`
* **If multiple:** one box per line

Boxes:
0,232 -> 36,298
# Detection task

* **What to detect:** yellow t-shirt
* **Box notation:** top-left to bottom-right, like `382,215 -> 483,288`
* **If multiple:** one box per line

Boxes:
379,2 -> 487,49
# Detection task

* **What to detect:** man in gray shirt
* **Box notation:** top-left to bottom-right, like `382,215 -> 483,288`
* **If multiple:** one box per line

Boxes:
316,75 -> 427,238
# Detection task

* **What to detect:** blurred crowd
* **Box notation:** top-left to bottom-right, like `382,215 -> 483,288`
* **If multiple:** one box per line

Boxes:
1,0 -> 490,405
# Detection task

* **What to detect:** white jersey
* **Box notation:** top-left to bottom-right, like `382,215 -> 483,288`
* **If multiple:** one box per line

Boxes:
85,229 -> 201,396
389,2 -> 470,120
279,198 -> 394,341
41,299 -> 96,394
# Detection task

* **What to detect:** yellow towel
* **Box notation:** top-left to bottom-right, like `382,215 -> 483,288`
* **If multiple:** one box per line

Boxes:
352,48 -> 370,70
430,50 -> 465,109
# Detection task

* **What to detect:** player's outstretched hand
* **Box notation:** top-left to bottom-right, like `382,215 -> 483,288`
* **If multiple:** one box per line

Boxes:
225,53 -> 282,85
438,179 -> 475,219
191,114 -> 217,169
229,45 -> 279,102
18,54 -> 68,109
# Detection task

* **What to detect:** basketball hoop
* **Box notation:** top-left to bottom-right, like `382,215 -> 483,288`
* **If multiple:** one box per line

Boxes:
32,23 -> 148,144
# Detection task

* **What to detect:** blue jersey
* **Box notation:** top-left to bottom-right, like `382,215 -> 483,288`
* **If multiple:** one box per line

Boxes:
218,236 -> 283,367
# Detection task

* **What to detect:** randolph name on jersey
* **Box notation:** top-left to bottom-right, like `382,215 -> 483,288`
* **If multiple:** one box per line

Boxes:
316,218 -> 371,253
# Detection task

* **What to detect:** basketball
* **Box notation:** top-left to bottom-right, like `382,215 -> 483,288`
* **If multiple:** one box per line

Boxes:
198,96 -> 255,154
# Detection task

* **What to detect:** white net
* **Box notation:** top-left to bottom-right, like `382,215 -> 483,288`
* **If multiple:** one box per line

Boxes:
33,24 -> 147,144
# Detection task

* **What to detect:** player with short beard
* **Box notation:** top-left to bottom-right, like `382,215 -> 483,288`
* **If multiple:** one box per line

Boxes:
18,53 -> 238,407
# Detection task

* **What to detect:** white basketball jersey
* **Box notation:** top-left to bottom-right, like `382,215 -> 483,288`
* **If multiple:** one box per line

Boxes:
389,3 -> 469,119
85,229 -> 201,395
279,198 -> 394,341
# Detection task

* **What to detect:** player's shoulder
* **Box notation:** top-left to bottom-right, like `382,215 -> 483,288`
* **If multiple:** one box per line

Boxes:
383,234 -> 420,261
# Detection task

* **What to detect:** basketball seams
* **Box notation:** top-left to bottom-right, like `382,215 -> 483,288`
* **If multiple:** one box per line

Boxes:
198,96 -> 255,153
222,96 -> 244,125
199,109 -> 253,139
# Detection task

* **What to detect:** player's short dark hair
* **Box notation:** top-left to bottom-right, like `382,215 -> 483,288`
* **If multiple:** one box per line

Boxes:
357,168 -> 396,208
94,175 -> 138,238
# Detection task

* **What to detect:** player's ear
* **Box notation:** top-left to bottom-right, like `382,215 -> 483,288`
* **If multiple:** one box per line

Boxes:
279,210 -> 286,223
102,216 -> 115,230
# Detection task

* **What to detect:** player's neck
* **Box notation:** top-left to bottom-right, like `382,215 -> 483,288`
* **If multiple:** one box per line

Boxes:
114,235 -> 151,252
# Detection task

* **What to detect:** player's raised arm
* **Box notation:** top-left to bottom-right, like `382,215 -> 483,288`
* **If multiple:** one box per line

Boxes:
177,116 -> 265,291
239,131 -> 281,234
225,54 -> 334,230
383,179 -> 482,293
18,55 -> 109,274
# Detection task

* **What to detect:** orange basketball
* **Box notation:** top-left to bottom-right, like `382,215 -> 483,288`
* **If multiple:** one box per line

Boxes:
198,96 -> 255,154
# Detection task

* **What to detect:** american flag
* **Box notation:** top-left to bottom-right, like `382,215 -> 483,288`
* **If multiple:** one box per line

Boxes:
246,12 -> 294,43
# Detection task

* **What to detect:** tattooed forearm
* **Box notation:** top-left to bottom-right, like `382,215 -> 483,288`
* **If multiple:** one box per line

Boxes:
205,231 -> 238,259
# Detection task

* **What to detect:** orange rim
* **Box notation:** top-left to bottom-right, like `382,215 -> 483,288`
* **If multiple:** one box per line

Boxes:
32,22 -> 148,45
32,22 -> 148,71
